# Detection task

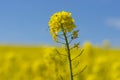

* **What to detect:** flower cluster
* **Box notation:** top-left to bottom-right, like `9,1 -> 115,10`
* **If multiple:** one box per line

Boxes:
48,11 -> 76,41
71,30 -> 79,39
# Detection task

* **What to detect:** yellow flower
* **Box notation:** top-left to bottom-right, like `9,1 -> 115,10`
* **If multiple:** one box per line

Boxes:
73,43 -> 79,49
71,30 -> 79,39
48,11 -> 76,41
52,34 -> 58,42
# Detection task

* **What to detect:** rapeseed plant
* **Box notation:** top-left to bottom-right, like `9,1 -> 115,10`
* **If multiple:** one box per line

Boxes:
48,11 -> 85,80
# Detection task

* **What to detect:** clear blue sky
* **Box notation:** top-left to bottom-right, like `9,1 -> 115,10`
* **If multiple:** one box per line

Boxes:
0,0 -> 120,46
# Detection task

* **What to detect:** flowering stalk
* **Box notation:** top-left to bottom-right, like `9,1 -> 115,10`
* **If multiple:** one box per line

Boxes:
48,11 -> 84,80
61,25 -> 73,80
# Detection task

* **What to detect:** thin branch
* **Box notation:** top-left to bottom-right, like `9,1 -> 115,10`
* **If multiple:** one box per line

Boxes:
57,41 -> 66,45
71,49 -> 84,61
67,34 -> 72,38
59,74 -> 64,80
55,49 -> 67,56
57,35 -> 64,40
70,46 -> 75,50
57,72 -> 64,80
58,33 -> 64,36
73,65 -> 87,77
73,61 -> 80,69
69,39 -> 73,44
70,42 -> 80,50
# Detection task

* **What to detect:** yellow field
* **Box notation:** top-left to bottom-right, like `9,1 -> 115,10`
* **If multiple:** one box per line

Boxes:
0,43 -> 120,80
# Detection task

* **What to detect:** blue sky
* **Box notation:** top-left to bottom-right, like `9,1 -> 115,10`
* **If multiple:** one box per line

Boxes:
0,0 -> 120,46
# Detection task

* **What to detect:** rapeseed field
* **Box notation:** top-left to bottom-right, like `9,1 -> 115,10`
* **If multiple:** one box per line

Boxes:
0,42 -> 120,80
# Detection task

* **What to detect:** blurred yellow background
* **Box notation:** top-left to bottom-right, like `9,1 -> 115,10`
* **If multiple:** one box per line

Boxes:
0,42 -> 119,80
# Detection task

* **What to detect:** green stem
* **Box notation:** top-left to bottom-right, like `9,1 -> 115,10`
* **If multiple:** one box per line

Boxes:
62,27 -> 73,80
